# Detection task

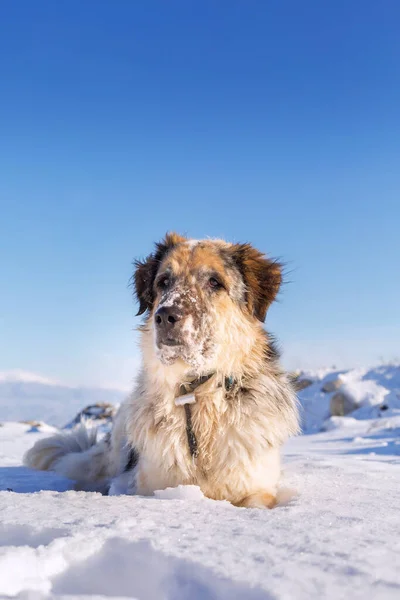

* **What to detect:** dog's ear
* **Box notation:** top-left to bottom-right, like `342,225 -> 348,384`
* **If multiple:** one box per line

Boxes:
134,232 -> 187,315
230,243 -> 282,322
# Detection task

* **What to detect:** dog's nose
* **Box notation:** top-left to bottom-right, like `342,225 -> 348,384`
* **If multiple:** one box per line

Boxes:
155,306 -> 181,330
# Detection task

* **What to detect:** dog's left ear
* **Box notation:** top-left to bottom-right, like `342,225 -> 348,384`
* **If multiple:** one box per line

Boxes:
230,243 -> 282,322
134,232 -> 187,315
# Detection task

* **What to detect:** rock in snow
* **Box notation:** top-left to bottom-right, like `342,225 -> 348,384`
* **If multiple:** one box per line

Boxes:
321,377 -> 343,393
63,402 -> 118,431
330,391 -> 358,416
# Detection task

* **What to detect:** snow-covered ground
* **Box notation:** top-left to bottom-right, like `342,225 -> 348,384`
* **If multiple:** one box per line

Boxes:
1,365 -> 399,599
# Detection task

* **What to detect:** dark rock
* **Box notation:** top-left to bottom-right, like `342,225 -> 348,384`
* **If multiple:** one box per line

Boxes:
322,378 -> 343,393
64,403 -> 117,430
330,392 -> 357,416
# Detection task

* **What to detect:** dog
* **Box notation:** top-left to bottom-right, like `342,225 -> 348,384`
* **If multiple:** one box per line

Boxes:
24,233 -> 299,508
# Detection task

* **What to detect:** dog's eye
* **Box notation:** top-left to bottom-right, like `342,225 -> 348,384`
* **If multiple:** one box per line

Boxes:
208,277 -> 222,289
157,276 -> 170,289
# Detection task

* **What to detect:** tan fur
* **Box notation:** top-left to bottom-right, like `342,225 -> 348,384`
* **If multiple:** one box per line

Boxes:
237,491 -> 277,509
24,234 -> 300,508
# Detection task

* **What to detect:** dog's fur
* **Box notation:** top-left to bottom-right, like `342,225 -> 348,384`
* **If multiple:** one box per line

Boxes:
24,234 -> 299,508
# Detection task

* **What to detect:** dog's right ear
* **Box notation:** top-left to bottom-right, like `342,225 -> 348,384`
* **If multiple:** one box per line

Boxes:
134,232 -> 187,315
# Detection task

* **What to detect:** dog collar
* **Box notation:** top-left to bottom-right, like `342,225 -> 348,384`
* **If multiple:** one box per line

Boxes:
174,373 -> 236,406
175,373 -> 215,406
175,373 -> 237,458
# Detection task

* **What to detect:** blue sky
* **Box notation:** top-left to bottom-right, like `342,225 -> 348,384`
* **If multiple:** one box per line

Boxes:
0,1 -> 399,388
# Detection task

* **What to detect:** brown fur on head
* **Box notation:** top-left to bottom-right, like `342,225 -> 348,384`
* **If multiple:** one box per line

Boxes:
134,233 -> 282,370
228,243 -> 282,322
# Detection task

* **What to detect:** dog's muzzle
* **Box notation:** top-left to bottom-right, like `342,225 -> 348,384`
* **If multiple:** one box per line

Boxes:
155,305 -> 183,347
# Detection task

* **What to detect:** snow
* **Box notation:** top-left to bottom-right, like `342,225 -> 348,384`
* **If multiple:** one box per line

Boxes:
1,365 -> 400,598
154,484 -> 211,501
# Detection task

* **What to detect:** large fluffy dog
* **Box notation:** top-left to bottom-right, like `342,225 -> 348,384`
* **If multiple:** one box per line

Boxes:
24,234 -> 299,508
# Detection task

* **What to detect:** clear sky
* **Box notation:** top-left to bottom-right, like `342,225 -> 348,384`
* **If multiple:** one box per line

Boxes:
1,1 -> 399,389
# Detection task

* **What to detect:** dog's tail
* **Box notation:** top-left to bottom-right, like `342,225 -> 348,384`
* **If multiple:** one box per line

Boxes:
23,425 -> 112,488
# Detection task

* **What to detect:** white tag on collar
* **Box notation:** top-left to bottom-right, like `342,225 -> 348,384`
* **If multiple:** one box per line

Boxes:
175,393 -> 196,406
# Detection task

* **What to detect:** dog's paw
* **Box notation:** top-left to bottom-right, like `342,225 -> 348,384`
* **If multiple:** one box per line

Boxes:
237,491 -> 276,509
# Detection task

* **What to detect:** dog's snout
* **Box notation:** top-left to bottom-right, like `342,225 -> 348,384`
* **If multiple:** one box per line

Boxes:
155,306 -> 182,329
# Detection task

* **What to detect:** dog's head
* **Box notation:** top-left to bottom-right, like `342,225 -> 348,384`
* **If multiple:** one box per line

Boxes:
134,233 -> 282,370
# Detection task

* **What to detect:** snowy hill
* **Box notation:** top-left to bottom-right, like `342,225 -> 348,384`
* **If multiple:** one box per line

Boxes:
295,363 -> 400,432
0,364 -> 399,598
0,371 -> 126,427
